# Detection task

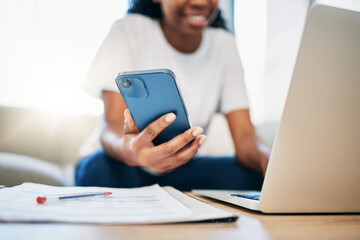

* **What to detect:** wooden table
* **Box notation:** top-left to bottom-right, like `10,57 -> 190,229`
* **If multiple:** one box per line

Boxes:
1,193 -> 359,240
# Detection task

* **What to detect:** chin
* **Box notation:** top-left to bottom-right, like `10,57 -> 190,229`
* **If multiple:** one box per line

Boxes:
181,24 -> 207,36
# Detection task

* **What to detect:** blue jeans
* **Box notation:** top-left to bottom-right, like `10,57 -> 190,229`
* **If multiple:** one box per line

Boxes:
75,150 -> 264,191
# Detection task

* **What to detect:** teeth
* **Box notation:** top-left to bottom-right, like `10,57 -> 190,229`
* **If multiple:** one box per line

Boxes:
187,15 -> 206,21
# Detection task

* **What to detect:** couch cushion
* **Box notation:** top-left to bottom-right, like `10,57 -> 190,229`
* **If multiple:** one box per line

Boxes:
0,106 -> 97,165
0,152 -> 66,186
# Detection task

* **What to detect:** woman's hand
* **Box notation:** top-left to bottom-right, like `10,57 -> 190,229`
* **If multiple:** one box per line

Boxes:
119,109 -> 206,172
257,142 -> 270,176
237,137 -> 270,176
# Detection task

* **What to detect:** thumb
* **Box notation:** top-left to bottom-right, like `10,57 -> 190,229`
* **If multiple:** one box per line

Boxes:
123,109 -> 139,134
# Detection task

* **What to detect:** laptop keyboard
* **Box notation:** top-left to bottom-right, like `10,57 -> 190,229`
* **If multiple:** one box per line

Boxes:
231,194 -> 261,201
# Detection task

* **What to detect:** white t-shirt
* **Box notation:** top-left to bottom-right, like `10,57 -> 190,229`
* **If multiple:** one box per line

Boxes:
80,14 -> 248,157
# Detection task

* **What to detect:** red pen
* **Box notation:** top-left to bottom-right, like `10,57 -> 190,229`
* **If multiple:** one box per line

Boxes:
36,191 -> 112,204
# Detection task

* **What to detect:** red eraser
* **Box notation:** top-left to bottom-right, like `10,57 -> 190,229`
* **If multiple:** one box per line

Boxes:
36,196 -> 47,204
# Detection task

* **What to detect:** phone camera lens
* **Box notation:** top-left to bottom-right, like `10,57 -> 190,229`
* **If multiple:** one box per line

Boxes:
120,79 -> 131,89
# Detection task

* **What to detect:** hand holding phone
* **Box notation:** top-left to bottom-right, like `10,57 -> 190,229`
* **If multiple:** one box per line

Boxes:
114,69 -> 207,172
116,69 -> 192,145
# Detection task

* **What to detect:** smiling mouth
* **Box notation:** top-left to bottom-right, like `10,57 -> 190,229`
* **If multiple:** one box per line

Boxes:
184,14 -> 209,27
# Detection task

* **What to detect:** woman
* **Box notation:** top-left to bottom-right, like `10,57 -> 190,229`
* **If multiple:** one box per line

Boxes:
76,0 -> 269,191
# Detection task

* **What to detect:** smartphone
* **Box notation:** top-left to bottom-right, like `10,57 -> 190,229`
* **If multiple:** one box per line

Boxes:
115,69 -> 191,145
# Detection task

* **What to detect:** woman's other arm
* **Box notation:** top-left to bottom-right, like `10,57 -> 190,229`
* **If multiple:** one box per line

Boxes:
226,109 -> 270,175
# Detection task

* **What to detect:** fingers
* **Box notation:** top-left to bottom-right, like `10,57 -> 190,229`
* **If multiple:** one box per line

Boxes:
140,127 -> 206,171
122,109 -> 207,172
148,126 -> 204,160
154,135 -> 207,172
135,112 -> 176,146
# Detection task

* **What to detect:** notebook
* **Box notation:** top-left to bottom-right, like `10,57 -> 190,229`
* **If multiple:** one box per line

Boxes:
0,183 -> 237,224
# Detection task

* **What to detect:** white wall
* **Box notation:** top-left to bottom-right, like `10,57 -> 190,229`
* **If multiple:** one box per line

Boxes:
235,0 -> 309,124
0,0 -> 128,115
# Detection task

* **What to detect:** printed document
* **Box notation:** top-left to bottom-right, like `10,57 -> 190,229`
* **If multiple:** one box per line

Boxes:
0,183 -> 238,224
0,183 -> 192,224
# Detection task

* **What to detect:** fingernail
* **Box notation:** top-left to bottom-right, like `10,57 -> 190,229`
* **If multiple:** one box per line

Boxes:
199,136 -> 207,146
192,127 -> 203,137
165,113 -> 176,123
124,109 -> 129,119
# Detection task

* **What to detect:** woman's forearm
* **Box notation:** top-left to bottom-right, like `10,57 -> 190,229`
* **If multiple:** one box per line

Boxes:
226,110 -> 270,175
235,132 -> 261,171
100,122 -> 126,161
234,132 -> 270,175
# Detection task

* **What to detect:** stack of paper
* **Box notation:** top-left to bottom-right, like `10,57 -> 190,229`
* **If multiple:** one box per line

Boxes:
0,183 -> 237,224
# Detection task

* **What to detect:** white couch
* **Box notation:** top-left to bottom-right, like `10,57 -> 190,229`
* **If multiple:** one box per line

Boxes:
0,106 -> 97,186
0,105 -> 278,187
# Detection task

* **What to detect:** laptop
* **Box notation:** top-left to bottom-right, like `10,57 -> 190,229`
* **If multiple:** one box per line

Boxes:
193,0 -> 360,213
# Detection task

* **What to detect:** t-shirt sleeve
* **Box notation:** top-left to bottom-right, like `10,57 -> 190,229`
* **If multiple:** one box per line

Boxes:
81,18 -> 134,98
219,33 -> 249,114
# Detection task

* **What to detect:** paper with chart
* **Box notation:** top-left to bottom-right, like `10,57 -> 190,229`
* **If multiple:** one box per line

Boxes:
0,183 -> 193,224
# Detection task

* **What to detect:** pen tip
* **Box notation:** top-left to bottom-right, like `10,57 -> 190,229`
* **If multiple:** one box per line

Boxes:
105,192 -> 112,196
36,196 -> 47,204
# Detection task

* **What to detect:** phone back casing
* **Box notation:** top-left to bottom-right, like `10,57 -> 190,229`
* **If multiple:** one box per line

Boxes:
115,69 -> 191,145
